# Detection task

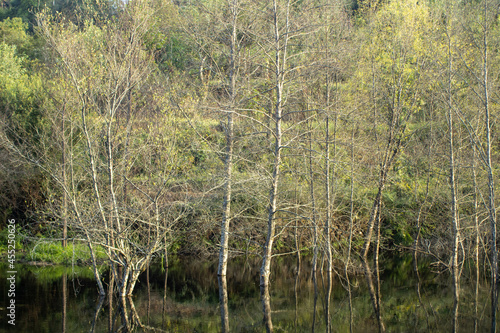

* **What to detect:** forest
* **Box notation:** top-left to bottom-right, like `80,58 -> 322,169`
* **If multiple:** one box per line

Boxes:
0,0 -> 499,331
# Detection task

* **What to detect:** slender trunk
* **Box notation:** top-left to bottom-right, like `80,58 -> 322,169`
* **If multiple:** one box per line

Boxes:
447,31 -> 460,332
363,251 -> 385,332
312,267 -> 318,332
162,247 -> 168,329
109,270 -> 115,332
362,176 -> 385,259
81,103 -> 108,296
294,184 -> 301,272
218,0 -> 238,278
324,80 -> 334,333
61,102 -> 67,248
374,207 -> 383,331
218,275 -> 230,332
260,2 -> 289,332
413,118 -> 432,329
107,118 -> 122,250
472,143 -> 479,333
346,124 -> 355,333
87,235 -> 106,296
483,4 -> 498,330
294,256 -> 300,332
309,121 -> 318,274
260,0 -> 285,289
146,265 -> 150,325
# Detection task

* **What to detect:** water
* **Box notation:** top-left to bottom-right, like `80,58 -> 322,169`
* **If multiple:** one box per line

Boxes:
0,254 -> 494,332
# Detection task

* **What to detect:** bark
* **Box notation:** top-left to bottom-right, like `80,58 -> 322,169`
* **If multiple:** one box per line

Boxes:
472,143 -> 479,333
482,3 -> 498,330
260,1 -> 290,331
363,210 -> 385,333
324,89 -> 334,333
218,275 -> 230,333
346,124 -> 355,333
61,102 -> 67,248
446,29 -> 460,332
218,0 -> 238,278
309,120 -> 318,274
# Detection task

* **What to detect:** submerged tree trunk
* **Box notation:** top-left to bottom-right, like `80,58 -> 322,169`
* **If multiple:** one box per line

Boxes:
218,0 -> 238,279
346,124 -> 355,333
323,100 -> 334,333
363,210 -> 385,333
90,295 -> 105,333
446,29 -> 460,332
472,143 -> 480,333
260,1 -> 290,332
309,120 -> 318,274
482,3 -> 498,330
218,275 -> 230,333
162,246 -> 169,330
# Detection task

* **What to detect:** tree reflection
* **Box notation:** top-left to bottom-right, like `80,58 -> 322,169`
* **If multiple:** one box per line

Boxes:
218,275 -> 230,332
62,273 -> 67,333
363,254 -> 385,332
261,283 -> 273,333
89,295 -> 104,333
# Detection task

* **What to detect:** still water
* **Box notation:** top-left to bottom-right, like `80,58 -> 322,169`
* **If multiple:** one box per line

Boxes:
0,254 -> 494,332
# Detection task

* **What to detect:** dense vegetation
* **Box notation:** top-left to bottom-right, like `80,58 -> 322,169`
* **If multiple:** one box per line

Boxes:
0,0 -> 498,330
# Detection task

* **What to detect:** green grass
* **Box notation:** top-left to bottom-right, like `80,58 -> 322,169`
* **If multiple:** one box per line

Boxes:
27,241 -> 107,265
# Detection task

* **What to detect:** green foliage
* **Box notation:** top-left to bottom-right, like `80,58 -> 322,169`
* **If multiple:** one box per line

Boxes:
28,242 -> 106,265
0,0 -> 498,271
0,223 -> 22,252
0,0 -> 47,26
0,41 -> 44,142
0,17 -> 32,55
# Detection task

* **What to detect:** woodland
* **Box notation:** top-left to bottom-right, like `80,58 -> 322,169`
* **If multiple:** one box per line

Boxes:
0,0 -> 499,331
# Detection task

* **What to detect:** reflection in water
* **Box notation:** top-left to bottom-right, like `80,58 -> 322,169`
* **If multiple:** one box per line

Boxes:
294,254 -> 300,333
1,255 -> 497,332
312,267 -> 318,332
62,273 -> 67,333
147,265 -> 151,325
218,275 -> 230,332
261,282 -> 273,333
363,255 -> 385,332
413,251 -> 431,331
161,252 -> 169,330
90,295 -> 104,333
118,296 -> 132,331
109,272 -> 115,332
325,265 -> 332,333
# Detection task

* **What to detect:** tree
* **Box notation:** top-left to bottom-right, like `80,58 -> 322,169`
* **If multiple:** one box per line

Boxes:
354,1 -> 431,330
454,1 -> 499,329
30,1 -> 188,296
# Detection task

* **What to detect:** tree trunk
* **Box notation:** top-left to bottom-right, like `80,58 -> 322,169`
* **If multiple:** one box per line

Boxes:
61,102 -> 67,248
482,3 -> 498,330
260,2 -> 290,331
446,29 -> 460,332
218,0 -> 238,279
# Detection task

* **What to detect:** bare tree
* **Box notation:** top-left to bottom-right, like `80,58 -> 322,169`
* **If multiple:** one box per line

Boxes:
30,1 -> 188,296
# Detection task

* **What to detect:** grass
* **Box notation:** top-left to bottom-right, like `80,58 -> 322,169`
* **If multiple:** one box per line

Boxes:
26,241 -> 107,265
